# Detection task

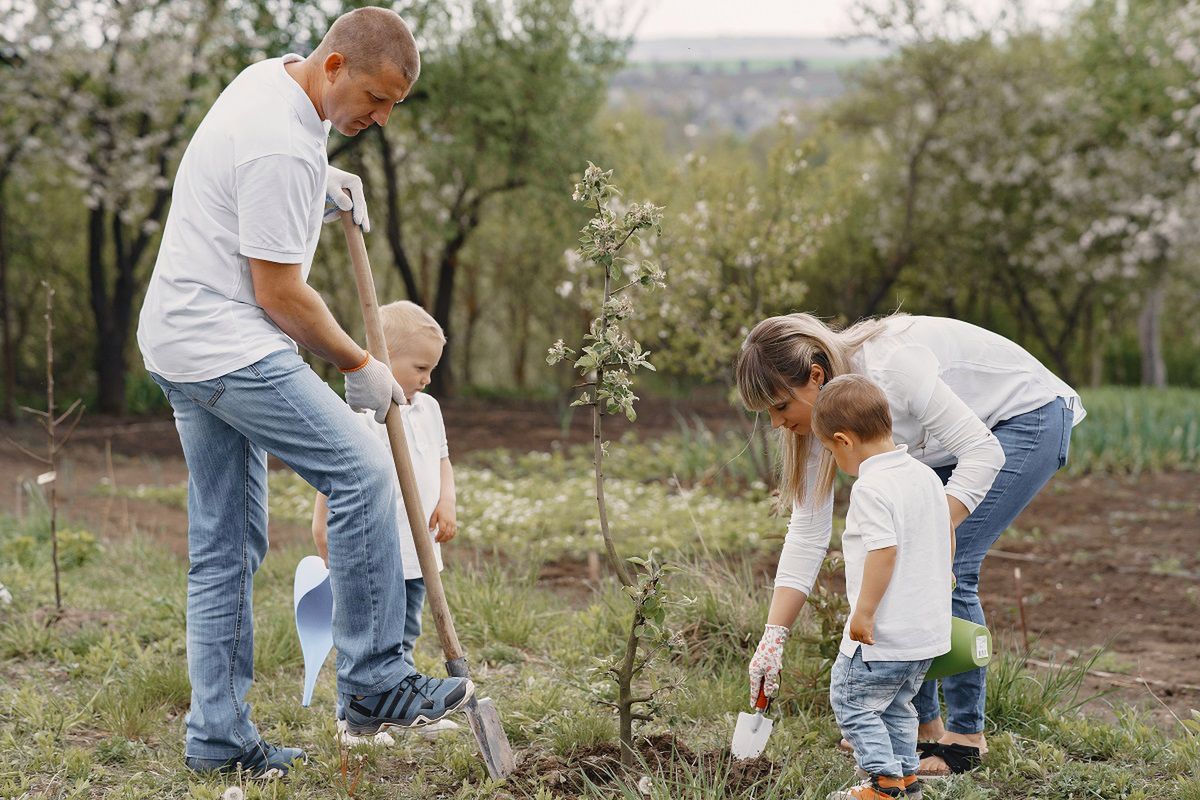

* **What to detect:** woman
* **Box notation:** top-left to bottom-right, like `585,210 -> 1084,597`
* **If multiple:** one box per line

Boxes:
738,313 -> 1083,775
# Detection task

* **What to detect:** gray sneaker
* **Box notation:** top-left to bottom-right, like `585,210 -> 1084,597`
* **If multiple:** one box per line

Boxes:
343,672 -> 474,736
184,739 -> 306,779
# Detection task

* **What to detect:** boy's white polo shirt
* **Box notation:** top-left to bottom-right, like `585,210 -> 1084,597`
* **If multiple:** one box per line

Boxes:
138,54 -> 329,382
360,392 -> 448,581
839,446 -> 953,663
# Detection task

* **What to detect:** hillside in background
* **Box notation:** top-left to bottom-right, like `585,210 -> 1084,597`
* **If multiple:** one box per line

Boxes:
611,36 -> 891,135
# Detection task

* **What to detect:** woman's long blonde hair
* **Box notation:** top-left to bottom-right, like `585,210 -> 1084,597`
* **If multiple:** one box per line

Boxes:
735,313 -> 902,507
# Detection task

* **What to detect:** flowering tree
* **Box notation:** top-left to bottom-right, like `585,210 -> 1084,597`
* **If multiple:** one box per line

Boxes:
547,163 -> 682,767
42,0 -> 236,412
1065,0 -> 1200,385
0,7 -> 64,420
832,0 -> 1200,384
363,0 -> 624,395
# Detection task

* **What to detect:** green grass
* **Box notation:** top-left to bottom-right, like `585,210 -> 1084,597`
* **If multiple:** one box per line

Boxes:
108,388 -> 1200,565
1068,387 -> 1200,474
24,388 -> 1199,796
1,510 -> 1196,798
111,446 -> 788,564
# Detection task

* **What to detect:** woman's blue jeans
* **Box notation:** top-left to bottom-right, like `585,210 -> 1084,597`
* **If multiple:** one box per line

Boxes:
913,397 -> 1073,734
151,349 -> 413,760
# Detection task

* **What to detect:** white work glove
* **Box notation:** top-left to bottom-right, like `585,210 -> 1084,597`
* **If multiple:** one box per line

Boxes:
324,165 -> 370,233
748,624 -> 789,705
342,354 -> 405,423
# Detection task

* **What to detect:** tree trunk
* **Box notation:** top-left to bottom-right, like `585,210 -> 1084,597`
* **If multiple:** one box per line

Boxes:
429,249 -> 457,397
1138,280 -> 1167,388
375,128 -> 421,303
462,298 -> 480,389
512,301 -> 530,389
428,219 -> 476,397
1085,302 -> 1104,388
0,194 -> 14,421
95,328 -> 129,416
86,205 -> 137,415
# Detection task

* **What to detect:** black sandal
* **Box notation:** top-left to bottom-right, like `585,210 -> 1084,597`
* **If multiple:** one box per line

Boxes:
917,742 -> 983,775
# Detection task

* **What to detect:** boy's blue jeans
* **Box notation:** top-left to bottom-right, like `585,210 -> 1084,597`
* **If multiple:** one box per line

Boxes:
831,647 -> 932,777
914,397 -> 1073,734
150,349 -> 413,760
337,577 -> 426,720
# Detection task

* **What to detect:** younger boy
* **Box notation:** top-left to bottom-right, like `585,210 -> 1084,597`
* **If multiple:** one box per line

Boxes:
312,300 -> 459,746
811,375 -> 953,800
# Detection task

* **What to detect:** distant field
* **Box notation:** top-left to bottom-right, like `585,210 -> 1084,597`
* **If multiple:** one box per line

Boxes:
621,57 -> 875,75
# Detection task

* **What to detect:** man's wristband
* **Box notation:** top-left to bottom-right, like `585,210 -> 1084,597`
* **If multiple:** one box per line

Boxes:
340,351 -> 371,373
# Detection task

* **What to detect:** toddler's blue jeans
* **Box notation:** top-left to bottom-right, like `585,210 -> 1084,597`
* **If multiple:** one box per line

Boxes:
831,647 -> 932,777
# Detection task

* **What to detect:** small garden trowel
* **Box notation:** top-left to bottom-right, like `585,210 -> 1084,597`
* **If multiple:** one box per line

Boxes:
731,688 -> 774,760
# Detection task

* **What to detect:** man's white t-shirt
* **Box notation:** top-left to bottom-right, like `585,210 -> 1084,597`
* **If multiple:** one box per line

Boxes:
359,393 -> 448,581
138,54 -> 330,382
839,446 -> 952,663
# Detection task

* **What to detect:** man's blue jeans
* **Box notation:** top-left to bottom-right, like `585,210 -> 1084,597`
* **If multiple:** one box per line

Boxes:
914,397 -> 1073,734
151,349 -> 413,760
831,647 -> 932,777
337,577 -> 426,720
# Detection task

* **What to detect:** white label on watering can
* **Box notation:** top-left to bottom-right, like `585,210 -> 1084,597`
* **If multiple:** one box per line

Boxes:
36,471 -> 56,485
975,635 -> 989,660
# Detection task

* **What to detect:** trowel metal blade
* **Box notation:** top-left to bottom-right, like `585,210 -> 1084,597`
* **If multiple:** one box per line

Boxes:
731,709 -> 774,760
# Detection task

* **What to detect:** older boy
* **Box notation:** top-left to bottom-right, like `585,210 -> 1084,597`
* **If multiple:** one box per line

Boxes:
811,375 -> 953,800
312,301 -> 460,745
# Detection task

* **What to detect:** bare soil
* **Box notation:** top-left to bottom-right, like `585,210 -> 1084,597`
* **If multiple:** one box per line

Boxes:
2,397 -> 1197,727
510,733 -> 778,796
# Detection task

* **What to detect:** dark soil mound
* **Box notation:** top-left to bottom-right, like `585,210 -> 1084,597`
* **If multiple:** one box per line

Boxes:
509,734 -> 778,797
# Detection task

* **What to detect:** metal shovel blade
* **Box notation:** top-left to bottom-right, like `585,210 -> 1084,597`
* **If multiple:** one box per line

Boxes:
463,696 -> 515,780
731,710 -> 774,760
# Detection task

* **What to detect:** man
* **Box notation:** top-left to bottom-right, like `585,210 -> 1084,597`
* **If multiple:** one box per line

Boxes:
137,7 -> 473,778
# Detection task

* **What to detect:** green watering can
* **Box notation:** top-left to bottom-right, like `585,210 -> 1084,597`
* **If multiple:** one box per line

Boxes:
924,617 -> 992,682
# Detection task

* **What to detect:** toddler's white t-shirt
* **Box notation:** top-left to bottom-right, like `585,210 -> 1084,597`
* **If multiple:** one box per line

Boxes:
359,393 -> 448,581
138,54 -> 329,382
839,446 -> 953,663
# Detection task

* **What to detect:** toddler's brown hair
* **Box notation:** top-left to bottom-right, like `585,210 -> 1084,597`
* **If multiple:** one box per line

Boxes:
811,374 -> 892,443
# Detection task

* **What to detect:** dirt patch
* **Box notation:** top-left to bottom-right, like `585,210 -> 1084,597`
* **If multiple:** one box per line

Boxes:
510,734 -> 777,796
31,605 -> 118,633
975,471 -> 1200,725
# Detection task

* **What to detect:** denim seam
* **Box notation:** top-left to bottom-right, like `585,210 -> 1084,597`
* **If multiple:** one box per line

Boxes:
245,356 -> 389,693
225,436 -> 252,752
206,378 -> 226,407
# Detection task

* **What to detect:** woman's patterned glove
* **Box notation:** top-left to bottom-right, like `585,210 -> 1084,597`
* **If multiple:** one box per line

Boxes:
748,624 -> 789,705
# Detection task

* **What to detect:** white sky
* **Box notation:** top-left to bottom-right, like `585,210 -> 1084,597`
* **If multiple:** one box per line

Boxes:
610,0 -> 1075,39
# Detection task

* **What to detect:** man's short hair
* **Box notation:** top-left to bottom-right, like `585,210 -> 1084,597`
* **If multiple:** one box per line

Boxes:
811,374 -> 893,442
380,300 -> 444,357
316,7 -> 420,82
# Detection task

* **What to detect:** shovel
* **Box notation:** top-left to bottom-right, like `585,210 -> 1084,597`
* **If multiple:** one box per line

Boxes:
339,212 -> 516,780
731,687 -> 774,760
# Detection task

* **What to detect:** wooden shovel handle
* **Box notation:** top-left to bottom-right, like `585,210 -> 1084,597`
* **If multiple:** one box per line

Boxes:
340,212 -> 464,662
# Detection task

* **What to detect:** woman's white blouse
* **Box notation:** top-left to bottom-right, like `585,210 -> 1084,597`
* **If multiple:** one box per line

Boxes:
773,315 -> 1085,596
